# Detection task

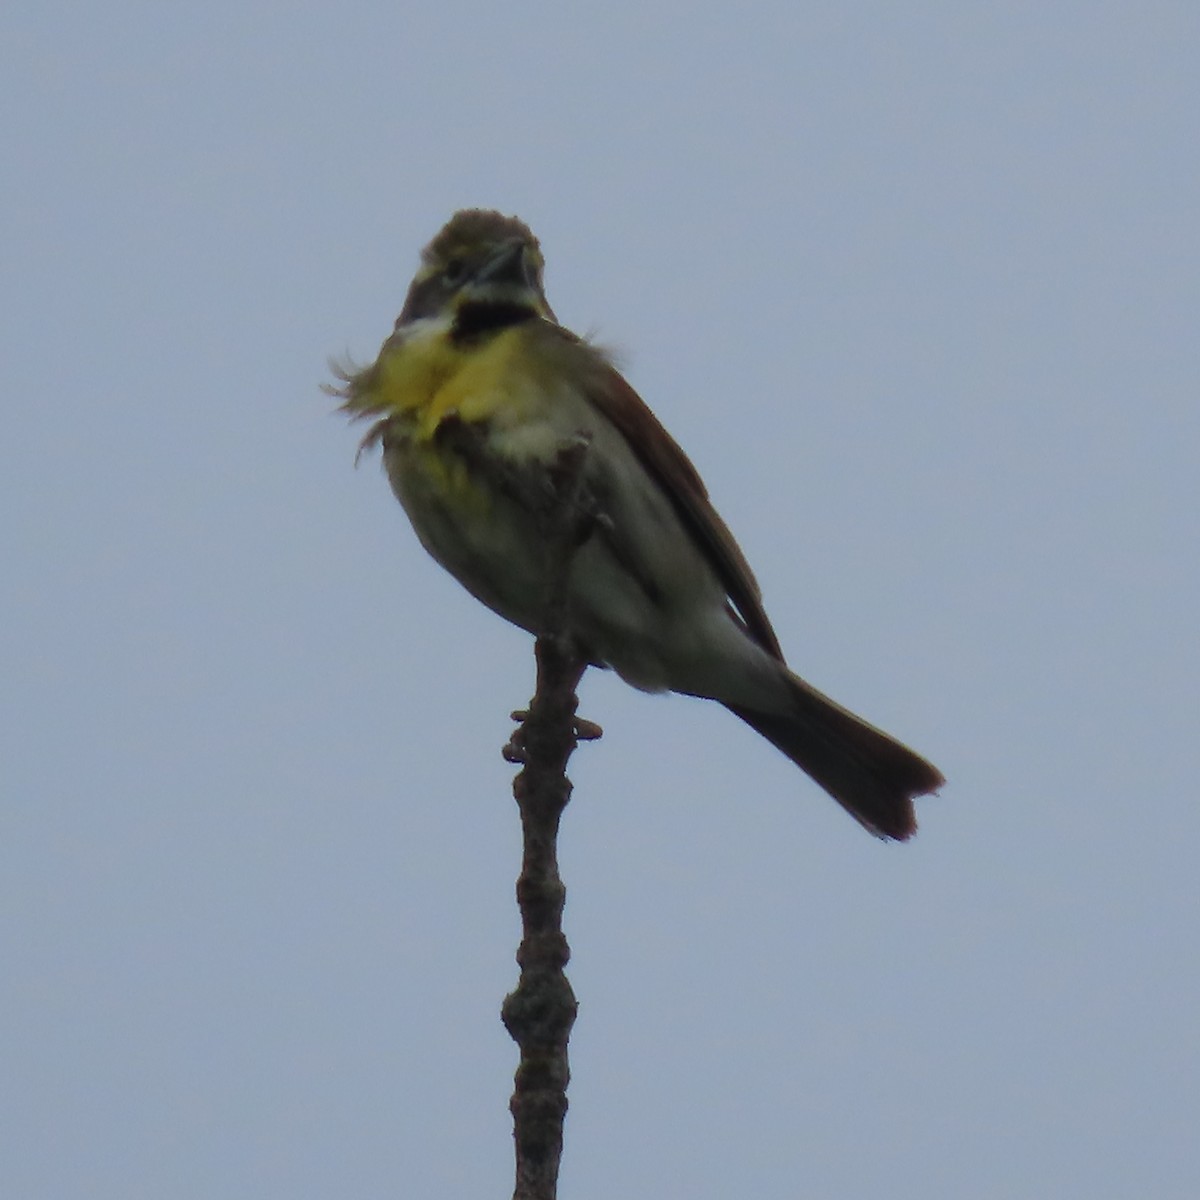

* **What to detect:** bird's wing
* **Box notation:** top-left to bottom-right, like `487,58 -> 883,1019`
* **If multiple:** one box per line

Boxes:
562,333 -> 784,662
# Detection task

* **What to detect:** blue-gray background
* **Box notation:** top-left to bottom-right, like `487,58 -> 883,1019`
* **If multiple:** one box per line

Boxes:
3,4 -> 1197,1197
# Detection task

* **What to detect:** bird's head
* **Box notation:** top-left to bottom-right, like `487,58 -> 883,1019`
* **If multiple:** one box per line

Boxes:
395,209 -> 556,332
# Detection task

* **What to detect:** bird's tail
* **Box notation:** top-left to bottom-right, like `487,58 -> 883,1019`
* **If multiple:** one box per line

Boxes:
725,673 -> 943,840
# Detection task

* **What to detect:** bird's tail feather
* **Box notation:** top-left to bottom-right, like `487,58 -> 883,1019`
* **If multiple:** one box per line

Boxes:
725,674 -> 943,840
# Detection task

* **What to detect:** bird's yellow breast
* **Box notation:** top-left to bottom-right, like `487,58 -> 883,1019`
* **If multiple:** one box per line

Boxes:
371,321 -> 547,441
357,319 -> 575,520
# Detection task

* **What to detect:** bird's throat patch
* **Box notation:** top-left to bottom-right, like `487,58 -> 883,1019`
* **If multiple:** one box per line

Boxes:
451,301 -> 537,343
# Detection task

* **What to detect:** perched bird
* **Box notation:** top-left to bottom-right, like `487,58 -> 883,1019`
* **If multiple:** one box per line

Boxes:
332,209 -> 943,839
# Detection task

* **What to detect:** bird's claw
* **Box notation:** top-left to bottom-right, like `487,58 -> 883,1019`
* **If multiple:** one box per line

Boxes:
502,712 -> 602,763
503,719 -> 528,764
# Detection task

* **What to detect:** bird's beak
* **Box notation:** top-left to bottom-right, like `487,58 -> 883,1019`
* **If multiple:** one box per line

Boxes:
477,238 -> 534,288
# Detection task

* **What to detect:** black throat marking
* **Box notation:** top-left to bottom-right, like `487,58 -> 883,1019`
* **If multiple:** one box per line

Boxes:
451,300 -> 538,343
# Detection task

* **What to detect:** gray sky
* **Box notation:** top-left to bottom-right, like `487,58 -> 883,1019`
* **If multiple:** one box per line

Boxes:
3,3 -> 1198,1197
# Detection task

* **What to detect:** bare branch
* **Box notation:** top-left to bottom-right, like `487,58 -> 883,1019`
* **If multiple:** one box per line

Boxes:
501,436 -> 602,1200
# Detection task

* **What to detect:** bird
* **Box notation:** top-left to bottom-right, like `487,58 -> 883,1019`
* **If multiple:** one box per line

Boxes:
331,208 -> 943,839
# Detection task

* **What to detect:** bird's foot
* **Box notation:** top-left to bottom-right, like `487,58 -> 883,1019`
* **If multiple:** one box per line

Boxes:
502,709 -> 603,764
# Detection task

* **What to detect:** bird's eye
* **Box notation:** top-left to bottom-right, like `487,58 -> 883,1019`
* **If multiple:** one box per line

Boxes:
443,257 -> 467,285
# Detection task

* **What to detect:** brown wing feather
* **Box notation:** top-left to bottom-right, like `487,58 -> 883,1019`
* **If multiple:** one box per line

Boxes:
566,336 -> 784,661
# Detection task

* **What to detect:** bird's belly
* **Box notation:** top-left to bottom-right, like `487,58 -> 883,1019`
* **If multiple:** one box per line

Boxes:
384,436 -> 551,634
